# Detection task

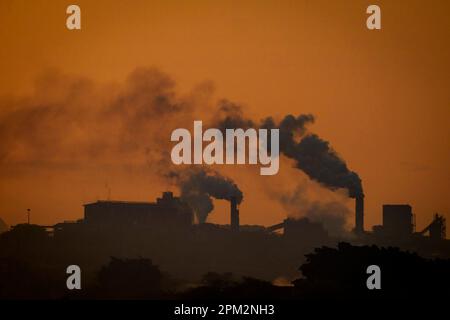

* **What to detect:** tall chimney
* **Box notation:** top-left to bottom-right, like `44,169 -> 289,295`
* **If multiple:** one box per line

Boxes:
355,194 -> 364,234
230,196 -> 239,232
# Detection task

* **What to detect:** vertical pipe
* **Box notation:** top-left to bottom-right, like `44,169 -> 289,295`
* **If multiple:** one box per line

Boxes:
230,197 -> 239,232
355,195 -> 364,234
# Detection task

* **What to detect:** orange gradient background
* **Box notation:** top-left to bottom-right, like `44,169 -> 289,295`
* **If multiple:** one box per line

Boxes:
0,0 -> 449,233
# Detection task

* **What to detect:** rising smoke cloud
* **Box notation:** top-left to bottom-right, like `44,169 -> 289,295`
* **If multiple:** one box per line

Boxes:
290,134 -> 363,198
0,67 -> 244,224
0,66 -> 360,227
214,101 -> 363,198
0,67 -> 189,168
166,167 -> 243,223
277,183 -> 351,236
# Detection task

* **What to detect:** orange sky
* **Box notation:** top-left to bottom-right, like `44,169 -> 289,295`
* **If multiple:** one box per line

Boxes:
0,0 -> 449,233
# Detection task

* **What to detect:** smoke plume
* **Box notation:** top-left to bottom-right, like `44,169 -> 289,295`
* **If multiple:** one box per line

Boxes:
167,167 -> 243,223
289,134 -> 363,198
214,102 -> 363,198
0,67 -> 190,168
277,184 -> 351,236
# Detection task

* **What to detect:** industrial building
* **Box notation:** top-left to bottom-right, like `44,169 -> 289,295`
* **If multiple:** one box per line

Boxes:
267,218 -> 328,242
368,204 -> 446,241
83,191 -> 193,228
420,214 -> 446,240
14,189 -> 447,258
50,192 -> 194,238
382,204 -> 414,237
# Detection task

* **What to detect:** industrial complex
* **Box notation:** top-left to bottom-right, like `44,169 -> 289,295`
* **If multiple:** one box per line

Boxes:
3,190 -> 449,282
40,191 -> 447,249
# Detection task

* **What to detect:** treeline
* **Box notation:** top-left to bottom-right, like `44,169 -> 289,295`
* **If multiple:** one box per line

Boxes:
0,226 -> 449,299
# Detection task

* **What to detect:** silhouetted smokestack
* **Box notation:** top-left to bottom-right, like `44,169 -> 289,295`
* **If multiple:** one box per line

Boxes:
231,196 -> 239,232
168,168 -> 243,223
355,194 -> 364,234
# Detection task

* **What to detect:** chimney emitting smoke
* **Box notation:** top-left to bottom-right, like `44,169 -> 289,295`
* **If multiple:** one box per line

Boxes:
355,194 -> 364,234
231,196 -> 239,232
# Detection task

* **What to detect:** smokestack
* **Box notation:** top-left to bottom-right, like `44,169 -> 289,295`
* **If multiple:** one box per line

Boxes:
355,194 -> 364,234
171,168 -> 243,223
230,196 -> 239,232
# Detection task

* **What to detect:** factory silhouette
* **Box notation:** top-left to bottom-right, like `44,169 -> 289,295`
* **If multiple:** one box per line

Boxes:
0,186 -> 449,299
18,190 -> 450,268
0,104 -> 448,298
46,190 -> 447,248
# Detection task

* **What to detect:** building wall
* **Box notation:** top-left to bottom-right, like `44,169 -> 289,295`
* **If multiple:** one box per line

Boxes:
84,193 -> 193,228
382,204 -> 413,236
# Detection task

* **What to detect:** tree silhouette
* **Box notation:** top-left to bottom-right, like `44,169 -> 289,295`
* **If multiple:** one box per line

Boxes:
89,257 -> 165,299
293,242 -> 450,299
